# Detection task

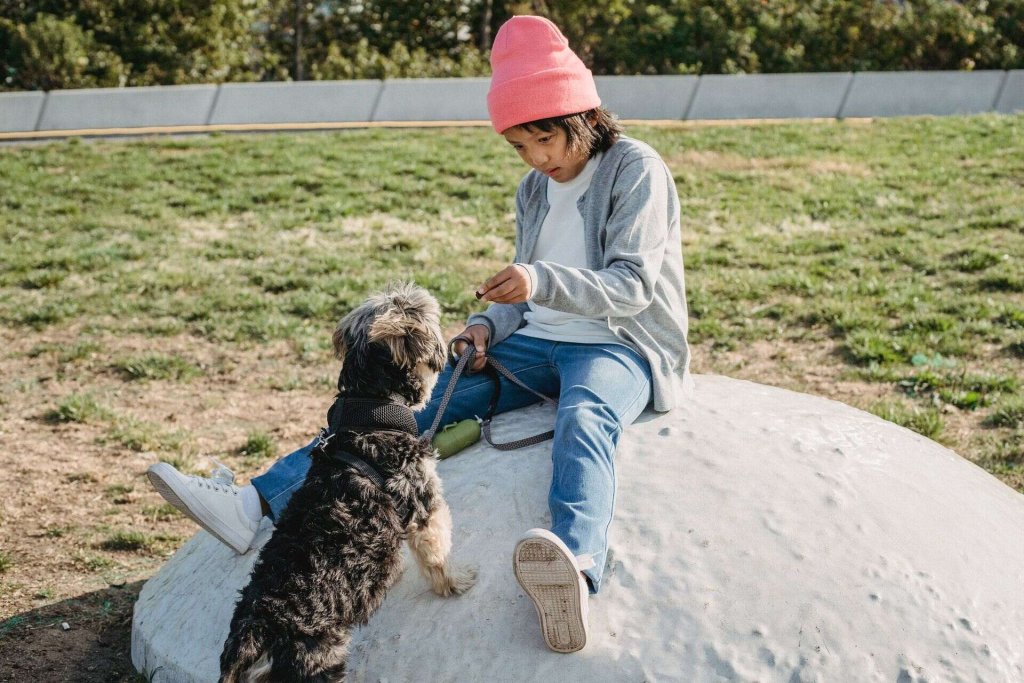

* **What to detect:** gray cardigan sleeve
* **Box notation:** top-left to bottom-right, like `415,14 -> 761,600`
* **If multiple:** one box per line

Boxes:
529,156 -> 671,317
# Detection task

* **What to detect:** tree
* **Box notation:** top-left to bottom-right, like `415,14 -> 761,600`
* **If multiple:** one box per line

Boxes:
1,13 -> 125,90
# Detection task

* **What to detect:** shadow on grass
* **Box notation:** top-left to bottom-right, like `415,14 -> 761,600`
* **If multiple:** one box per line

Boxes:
0,581 -> 146,683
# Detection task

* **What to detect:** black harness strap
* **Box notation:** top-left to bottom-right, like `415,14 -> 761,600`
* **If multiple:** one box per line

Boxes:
314,395 -> 419,526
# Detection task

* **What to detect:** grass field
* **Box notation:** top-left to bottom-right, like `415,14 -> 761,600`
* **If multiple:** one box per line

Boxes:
0,115 -> 1022,679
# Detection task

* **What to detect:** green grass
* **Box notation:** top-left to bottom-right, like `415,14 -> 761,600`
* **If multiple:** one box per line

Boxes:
45,393 -> 113,424
986,398 -> 1024,429
98,531 -> 154,552
72,552 -> 115,571
238,431 -> 276,462
142,503 -> 181,522
2,116 -> 1022,488
868,400 -> 945,440
28,340 -> 100,363
0,551 -> 12,573
104,484 -> 134,504
111,353 -> 202,381
104,416 -> 188,454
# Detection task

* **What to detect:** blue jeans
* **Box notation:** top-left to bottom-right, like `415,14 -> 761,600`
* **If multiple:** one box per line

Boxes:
251,333 -> 652,593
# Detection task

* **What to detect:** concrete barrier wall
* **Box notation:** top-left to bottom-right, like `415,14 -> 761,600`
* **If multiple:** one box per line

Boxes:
1,71 -> 1020,136
36,84 -> 218,131
687,72 -> 852,120
0,91 -> 45,132
594,75 -> 698,120
838,70 -> 1005,118
995,70 -> 1024,114
372,78 -> 491,121
209,81 -> 381,124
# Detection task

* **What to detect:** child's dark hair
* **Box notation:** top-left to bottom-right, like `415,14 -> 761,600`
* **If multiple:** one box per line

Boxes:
518,107 -> 623,159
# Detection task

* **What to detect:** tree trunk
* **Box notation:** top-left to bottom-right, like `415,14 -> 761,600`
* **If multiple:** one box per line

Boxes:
479,0 -> 493,51
293,0 -> 304,81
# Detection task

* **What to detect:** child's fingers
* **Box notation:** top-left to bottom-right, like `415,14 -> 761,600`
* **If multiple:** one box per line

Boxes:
476,266 -> 516,299
482,279 -> 519,302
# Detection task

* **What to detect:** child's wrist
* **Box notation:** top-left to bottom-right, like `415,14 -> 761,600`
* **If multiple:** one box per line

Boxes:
513,263 -> 537,301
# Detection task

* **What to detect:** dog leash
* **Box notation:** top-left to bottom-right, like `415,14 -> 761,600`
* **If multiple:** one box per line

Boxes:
422,342 -> 558,451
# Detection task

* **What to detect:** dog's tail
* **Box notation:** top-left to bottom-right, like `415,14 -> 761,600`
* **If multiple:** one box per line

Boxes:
219,623 -> 273,683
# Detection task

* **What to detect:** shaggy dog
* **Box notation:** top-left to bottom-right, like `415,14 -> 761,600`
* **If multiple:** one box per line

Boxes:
220,283 -> 476,682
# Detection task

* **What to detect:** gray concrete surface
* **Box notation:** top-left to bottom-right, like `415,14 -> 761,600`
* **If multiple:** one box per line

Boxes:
995,70 -> 1024,114
686,72 -> 852,120
36,84 -> 217,130
5,72 -> 1020,138
0,91 -> 46,132
208,81 -> 382,124
594,75 -> 697,120
839,70 -> 1005,118
132,376 -> 1024,682
372,78 -> 490,121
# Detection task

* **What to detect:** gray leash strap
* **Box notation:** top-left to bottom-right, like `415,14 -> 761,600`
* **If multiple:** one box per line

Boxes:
422,348 -> 473,442
422,346 -> 557,451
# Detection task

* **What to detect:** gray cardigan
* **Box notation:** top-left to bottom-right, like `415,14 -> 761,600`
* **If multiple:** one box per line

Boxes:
468,136 -> 693,412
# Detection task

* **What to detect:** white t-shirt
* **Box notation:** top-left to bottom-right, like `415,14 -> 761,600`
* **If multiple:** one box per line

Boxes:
516,153 -> 621,345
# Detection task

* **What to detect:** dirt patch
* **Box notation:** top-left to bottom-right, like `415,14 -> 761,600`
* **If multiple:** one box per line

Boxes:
0,583 -> 142,683
0,325 -> 331,623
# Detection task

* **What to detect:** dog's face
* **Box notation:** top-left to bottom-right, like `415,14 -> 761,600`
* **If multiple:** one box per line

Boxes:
331,282 -> 447,409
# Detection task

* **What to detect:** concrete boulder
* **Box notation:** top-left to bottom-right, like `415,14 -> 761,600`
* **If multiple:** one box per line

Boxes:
132,375 -> 1024,682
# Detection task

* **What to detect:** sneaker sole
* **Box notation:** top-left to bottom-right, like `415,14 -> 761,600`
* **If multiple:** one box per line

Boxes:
146,464 -> 251,554
513,536 -> 587,653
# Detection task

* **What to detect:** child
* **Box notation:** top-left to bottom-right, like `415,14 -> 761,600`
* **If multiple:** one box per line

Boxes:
147,15 -> 691,654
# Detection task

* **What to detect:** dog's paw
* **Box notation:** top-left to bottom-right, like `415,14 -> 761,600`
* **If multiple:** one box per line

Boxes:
441,564 -> 478,597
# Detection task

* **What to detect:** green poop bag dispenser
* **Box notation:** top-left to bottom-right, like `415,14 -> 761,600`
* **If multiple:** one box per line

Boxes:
431,418 -> 481,459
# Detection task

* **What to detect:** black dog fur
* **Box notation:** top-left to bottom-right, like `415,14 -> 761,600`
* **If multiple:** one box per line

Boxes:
220,283 -> 475,682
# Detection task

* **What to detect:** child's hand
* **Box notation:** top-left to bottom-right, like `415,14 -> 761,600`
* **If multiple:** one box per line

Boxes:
476,265 -> 532,304
452,325 -> 490,372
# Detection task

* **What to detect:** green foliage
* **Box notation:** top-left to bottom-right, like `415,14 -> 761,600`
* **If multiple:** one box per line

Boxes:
0,13 -> 125,90
309,39 -> 490,80
605,0 -> 1023,74
0,551 -> 12,573
3,1 -> 1022,90
2,0 -> 264,90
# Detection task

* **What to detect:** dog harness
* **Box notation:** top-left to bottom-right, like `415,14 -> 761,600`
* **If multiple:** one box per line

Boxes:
313,396 -> 419,526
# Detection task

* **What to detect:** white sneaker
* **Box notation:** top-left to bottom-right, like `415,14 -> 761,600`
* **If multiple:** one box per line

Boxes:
147,461 -> 259,554
513,528 -> 590,653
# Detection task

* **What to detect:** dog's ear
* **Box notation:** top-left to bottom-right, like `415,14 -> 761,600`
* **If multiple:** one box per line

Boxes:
367,283 -> 446,370
367,307 -> 431,369
332,317 -> 352,361
332,303 -> 369,362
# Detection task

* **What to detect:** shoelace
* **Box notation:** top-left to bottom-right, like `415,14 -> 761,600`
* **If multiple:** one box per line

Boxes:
190,457 -> 238,494
209,457 -> 236,485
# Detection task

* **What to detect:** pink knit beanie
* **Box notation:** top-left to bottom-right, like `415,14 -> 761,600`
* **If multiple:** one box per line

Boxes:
487,16 -> 601,134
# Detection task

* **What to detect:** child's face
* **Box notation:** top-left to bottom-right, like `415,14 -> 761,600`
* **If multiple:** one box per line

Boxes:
503,126 -> 588,183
